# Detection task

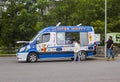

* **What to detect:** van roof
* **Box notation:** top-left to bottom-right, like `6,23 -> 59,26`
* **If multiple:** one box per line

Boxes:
40,26 -> 94,33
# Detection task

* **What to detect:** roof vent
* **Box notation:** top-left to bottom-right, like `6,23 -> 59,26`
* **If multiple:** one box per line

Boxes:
77,23 -> 82,26
56,22 -> 61,26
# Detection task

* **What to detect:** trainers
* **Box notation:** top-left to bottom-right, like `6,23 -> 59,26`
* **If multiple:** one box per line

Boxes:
112,58 -> 115,61
106,58 -> 110,61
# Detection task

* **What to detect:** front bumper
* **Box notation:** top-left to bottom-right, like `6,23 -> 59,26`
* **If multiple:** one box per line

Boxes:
16,52 -> 29,62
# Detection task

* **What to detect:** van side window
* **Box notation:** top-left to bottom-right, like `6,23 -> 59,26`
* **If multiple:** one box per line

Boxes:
37,33 -> 50,43
80,32 -> 88,46
57,32 -> 79,45
57,32 -> 65,45
65,32 -> 79,44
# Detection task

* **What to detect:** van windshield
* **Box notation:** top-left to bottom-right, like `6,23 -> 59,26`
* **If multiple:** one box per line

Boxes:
30,32 -> 41,43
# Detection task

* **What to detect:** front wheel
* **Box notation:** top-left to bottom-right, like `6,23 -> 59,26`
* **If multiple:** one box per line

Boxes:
71,58 -> 74,61
78,51 -> 86,61
27,53 -> 38,63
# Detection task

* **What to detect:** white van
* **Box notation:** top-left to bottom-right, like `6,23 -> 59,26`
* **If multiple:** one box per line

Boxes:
16,26 -> 96,62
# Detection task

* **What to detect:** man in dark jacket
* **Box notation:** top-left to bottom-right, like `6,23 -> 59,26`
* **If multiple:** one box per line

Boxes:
106,36 -> 114,61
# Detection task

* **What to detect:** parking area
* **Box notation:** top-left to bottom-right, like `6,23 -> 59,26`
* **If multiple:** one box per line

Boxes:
0,57 -> 120,82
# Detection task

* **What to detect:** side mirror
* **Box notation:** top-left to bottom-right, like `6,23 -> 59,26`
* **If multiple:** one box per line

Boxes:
36,40 -> 39,44
36,38 -> 42,44
36,38 -> 39,44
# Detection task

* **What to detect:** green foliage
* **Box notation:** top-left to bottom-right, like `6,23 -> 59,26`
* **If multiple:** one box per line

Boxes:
0,0 -> 120,47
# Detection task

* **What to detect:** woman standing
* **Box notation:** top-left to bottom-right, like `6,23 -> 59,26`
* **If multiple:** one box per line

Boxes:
74,40 -> 80,61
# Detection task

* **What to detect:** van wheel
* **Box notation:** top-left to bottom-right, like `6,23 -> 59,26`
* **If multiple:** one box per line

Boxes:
71,58 -> 74,61
78,51 -> 86,61
27,53 -> 38,63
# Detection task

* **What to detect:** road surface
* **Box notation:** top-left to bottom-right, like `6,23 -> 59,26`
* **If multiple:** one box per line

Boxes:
0,57 -> 120,82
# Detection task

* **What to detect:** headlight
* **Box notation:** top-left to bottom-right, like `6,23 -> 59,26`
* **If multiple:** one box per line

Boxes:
19,47 -> 26,52
25,45 -> 30,51
19,45 -> 30,52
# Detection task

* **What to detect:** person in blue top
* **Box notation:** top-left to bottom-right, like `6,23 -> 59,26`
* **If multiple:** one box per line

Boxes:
106,36 -> 115,61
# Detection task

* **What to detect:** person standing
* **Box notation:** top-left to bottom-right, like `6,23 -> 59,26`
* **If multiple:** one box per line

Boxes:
106,36 -> 115,61
74,40 -> 80,61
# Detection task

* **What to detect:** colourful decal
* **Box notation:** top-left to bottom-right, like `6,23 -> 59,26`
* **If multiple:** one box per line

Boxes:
41,44 -> 47,52
36,45 -> 41,52
56,27 -> 69,31
55,26 -> 92,32
62,47 -> 74,51
51,48 -> 56,51
89,33 -> 93,43
53,34 -> 56,43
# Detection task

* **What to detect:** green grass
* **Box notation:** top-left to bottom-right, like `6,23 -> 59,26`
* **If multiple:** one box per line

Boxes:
0,54 -> 16,57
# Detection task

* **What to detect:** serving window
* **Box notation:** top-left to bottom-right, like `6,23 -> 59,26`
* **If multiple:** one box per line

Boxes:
56,32 -> 79,45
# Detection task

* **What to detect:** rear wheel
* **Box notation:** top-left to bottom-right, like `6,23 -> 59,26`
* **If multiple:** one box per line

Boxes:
71,58 -> 74,61
78,51 -> 86,61
27,53 -> 38,63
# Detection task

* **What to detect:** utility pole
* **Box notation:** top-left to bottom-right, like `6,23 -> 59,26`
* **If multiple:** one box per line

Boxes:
0,0 -> 2,18
104,0 -> 107,58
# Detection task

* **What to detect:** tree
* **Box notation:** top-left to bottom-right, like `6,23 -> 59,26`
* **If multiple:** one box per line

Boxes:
107,0 -> 120,33
0,0 -> 40,47
0,0 -> 120,48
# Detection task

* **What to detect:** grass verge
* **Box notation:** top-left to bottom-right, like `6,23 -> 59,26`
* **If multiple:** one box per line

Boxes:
0,54 -> 16,57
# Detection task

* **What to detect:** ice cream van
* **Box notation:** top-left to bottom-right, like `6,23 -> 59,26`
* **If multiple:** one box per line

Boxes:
16,25 -> 96,62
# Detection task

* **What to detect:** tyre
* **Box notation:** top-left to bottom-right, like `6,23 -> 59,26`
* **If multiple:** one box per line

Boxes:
27,52 -> 38,62
78,51 -> 86,61
71,58 -> 74,61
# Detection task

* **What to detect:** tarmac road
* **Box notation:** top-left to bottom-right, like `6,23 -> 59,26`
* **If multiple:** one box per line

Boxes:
0,57 -> 120,82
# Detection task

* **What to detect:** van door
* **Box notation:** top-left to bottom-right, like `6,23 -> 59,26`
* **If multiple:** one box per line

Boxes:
80,32 -> 89,50
36,33 -> 50,53
80,32 -> 89,46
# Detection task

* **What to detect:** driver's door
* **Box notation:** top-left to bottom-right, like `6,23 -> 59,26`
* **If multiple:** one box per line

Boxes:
36,33 -> 50,53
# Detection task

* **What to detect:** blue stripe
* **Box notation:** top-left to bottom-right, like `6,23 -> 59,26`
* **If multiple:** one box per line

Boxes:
42,26 -> 93,32
87,52 -> 94,56
38,53 -> 74,59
